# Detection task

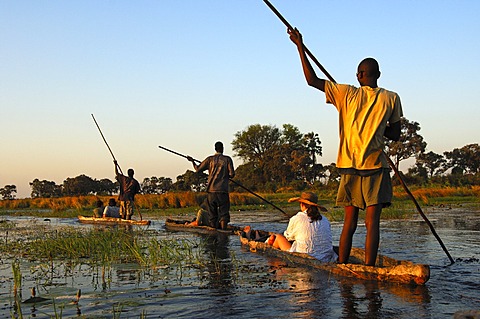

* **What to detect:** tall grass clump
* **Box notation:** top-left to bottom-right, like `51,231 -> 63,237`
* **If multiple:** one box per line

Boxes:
26,228 -> 140,265
22,227 -> 207,272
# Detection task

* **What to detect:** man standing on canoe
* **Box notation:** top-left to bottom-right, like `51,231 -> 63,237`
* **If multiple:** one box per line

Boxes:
187,142 -> 235,230
114,160 -> 141,220
288,28 -> 403,266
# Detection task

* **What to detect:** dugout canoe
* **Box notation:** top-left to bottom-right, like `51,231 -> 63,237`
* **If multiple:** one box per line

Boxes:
77,215 -> 151,226
240,228 -> 430,286
165,218 -> 243,235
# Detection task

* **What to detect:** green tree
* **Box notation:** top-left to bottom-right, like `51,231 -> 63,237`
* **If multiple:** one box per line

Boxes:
384,117 -> 426,169
303,132 -> 323,164
0,185 -> 17,200
324,163 -> 340,186
30,179 -> 62,198
443,143 -> 480,174
302,132 -> 323,183
62,175 -> 97,196
232,124 -> 282,164
232,123 -> 324,191
232,124 -> 283,190
172,170 -> 208,192
416,151 -> 446,178
142,177 -> 159,194
231,162 -> 263,192
406,164 -> 428,184
96,178 -> 117,195
142,176 -> 173,194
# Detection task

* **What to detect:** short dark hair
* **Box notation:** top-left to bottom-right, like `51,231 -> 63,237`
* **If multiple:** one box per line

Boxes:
359,57 -> 380,78
128,169 -> 134,177
215,141 -> 224,153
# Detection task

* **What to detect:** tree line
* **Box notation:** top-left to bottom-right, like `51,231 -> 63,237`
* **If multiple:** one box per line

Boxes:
1,117 -> 479,200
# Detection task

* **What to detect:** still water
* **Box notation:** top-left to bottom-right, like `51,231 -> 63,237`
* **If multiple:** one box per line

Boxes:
1,207 -> 479,318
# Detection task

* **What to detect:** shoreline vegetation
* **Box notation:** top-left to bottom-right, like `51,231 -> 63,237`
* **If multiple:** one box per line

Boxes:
1,187 -> 479,318
0,185 -> 479,220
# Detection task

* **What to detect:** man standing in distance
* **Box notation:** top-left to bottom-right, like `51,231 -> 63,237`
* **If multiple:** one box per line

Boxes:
114,160 -> 141,220
187,142 -> 235,230
288,28 -> 403,266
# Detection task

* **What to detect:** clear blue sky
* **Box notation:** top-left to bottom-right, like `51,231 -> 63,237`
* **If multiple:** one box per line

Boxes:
2,1 -> 479,198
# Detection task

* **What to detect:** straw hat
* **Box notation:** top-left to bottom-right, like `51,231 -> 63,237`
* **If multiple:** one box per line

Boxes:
288,192 -> 327,212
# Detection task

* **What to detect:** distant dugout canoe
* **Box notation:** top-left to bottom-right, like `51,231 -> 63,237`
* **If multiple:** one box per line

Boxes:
240,229 -> 430,286
165,218 -> 244,235
78,215 -> 151,226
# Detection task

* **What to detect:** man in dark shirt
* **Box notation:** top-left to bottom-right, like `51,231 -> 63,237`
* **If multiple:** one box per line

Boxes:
114,160 -> 141,220
187,142 -> 235,230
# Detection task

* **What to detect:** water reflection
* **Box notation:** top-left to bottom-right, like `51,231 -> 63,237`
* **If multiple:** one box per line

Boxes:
267,259 -> 337,318
339,280 -> 382,319
200,233 -> 239,317
202,233 -> 234,292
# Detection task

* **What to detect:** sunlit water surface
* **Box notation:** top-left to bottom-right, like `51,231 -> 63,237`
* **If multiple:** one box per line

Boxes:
0,207 -> 478,318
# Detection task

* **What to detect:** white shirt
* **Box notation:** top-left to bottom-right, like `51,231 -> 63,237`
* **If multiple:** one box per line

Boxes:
103,206 -> 120,218
284,210 -> 337,262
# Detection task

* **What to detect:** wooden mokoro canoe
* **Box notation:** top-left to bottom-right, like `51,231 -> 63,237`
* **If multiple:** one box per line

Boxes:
165,218 -> 243,235
240,229 -> 430,286
78,215 -> 151,226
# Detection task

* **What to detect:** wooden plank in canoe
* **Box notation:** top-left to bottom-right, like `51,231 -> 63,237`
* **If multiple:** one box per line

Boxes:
78,215 -> 151,226
240,229 -> 430,286
165,218 -> 243,235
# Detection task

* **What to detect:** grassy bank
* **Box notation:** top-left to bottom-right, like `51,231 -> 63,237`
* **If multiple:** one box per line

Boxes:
0,186 -> 479,219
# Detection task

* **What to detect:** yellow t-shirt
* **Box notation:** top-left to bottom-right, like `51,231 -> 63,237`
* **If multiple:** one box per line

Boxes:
325,81 -> 403,170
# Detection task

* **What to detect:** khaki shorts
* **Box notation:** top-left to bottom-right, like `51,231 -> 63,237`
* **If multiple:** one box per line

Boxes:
336,168 -> 392,210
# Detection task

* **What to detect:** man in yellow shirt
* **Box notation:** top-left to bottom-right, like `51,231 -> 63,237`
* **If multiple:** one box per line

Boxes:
289,28 -> 402,266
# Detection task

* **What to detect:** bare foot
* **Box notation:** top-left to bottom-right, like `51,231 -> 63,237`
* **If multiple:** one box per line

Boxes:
243,225 -> 252,239
266,235 -> 276,245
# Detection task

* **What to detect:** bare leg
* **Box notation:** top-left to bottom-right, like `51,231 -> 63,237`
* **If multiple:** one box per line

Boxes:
272,234 -> 292,251
365,205 -> 382,266
338,206 -> 359,263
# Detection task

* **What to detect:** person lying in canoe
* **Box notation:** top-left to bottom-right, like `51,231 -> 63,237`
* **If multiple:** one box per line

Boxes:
266,192 -> 338,263
185,208 -> 210,227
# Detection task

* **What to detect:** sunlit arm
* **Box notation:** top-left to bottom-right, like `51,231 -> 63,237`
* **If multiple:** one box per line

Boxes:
288,28 -> 325,92
384,121 -> 401,141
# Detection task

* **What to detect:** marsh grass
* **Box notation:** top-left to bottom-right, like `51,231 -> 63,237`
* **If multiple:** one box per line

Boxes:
2,226 -> 219,296
5,226 -> 231,318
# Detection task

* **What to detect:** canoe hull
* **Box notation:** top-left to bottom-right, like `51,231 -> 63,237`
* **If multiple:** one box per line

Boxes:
240,230 -> 430,286
78,216 -> 151,226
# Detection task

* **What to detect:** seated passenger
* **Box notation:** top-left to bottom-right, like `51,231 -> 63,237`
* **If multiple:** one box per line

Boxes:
93,199 -> 104,218
103,198 -> 121,218
266,192 -> 338,263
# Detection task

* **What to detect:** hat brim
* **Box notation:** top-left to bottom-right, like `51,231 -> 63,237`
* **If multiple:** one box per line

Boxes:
288,197 -> 328,212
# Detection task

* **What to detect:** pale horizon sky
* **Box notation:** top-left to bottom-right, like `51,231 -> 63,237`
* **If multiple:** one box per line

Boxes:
2,1 -> 479,198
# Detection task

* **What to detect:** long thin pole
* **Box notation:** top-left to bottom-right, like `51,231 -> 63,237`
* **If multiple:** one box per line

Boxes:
384,153 -> 455,264
264,0 -> 455,263
91,114 -> 123,175
92,114 -> 144,221
158,145 -> 289,216
263,0 -> 336,83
